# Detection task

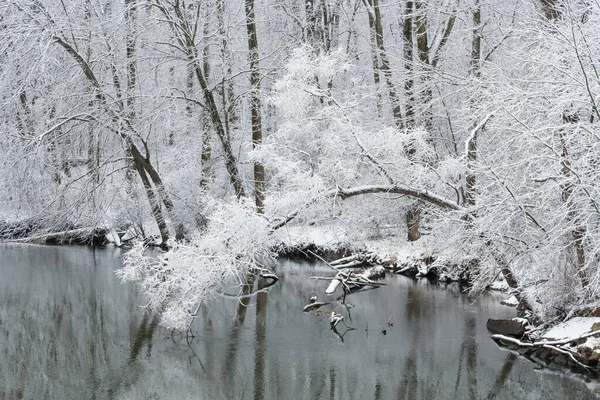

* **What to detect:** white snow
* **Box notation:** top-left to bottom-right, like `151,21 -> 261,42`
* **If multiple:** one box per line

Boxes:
274,225 -> 349,250
489,280 -> 509,291
325,279 -> 341,295
274,224 -> 432,266
581,336 -> 600,350
542,317 -> 600,341
500,296 -> 519,307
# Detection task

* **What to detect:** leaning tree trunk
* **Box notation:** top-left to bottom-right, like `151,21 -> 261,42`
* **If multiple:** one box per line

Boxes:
125,0 -> 172,246
53,4 -> 174,248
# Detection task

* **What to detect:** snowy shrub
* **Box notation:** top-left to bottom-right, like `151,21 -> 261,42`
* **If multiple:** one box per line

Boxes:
118,200 -> 276,330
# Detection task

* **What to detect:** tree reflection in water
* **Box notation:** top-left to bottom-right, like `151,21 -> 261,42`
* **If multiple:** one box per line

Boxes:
0,248 -> 599,399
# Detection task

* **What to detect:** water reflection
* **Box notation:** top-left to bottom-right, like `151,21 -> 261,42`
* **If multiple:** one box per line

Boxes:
0,246 -> 599,399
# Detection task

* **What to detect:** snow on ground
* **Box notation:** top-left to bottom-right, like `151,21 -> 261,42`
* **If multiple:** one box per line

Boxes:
274,223 -> 429,263
581,336 -> 600,350
542,317 -> 600,340
274,224 -> 350,250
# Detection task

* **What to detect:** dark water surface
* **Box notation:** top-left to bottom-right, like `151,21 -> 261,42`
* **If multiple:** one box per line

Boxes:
0,244 -> 598,399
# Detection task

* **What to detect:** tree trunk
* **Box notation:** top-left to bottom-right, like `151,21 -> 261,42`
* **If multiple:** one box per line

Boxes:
245,0 -> 266,213
53,4 -> 174,247
133,156 -> 170,247
403,1 -> 415,127
560,111 -> 588,288
217,0 -> 237,127
367,0 -> 404,129
465,0 -> 481,207
126,1 -> 172,246
414,0 -> 432,132
366,0 -> 382,114
125,0 -> 136,122
406,207 -> 421,241
540,0 -> 560,20
163,1 -> 246,199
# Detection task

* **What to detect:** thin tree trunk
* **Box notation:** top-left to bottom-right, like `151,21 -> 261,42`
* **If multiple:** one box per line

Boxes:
560,112 -> 588,288
367,0 -> 404,129
540,0 -> 589,288
125,0 -> 136,123
415,0 -> 432,132
406,207 -> 421,241
216,0 -> 237,126
320,0 -> 331,53
245,0 -> 266,213
403,1 -> 415,127
85,0 -> 100,185
366,1 -> 382,114
465,0 -> 481,207
161,1 -> 246,199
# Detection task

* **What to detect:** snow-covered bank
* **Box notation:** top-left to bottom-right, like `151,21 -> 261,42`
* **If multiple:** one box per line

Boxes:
273,224 -> 431,268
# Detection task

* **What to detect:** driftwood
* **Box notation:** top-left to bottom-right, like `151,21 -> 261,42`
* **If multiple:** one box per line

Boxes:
322,266 -> 386,295
330,253 -> 383,269
330,254 -> 363,266
302,301 -> 330,312
332,260 -> 365,269
307,250 -> 385,292
259,273 -> 279,282
106,227 -> 122,247
330,312 -> 351,330
7,227 -> 107,245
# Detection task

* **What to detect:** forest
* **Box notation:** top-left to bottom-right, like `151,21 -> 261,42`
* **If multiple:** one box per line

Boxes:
1,0 -> 599,332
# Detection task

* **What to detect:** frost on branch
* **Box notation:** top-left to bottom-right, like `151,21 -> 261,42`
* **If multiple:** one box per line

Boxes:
117,201 -> 276,331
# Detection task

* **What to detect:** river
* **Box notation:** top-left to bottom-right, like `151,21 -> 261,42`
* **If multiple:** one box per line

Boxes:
0,244 -> 598,399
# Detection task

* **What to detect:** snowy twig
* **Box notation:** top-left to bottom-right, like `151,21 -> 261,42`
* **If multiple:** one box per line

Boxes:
541,344 -> 591,370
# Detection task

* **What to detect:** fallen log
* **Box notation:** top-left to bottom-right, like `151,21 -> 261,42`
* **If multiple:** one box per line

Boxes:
333,260 -> 365,269
330,254 -> 363,266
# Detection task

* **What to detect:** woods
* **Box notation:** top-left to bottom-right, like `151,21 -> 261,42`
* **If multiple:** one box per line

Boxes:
2,0 -> 600,332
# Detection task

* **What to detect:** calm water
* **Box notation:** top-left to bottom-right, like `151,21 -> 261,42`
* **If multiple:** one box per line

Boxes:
0,244 -> 598,399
